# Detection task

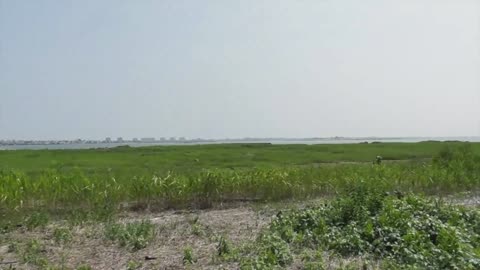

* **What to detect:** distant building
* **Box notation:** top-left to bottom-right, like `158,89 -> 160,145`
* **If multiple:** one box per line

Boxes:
179,137 -> 186,141
105,137 -> 112,143
141,137 -> 156,142
159,137 -> 166,141
132,138 -> 139,142
169,137 -> 176,141
116,137 -> 124,143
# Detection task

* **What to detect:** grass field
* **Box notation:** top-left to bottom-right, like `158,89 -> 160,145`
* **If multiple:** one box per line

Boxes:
3,141 -> 479,175
1,141 -> 480,212
1,142 -> 480,269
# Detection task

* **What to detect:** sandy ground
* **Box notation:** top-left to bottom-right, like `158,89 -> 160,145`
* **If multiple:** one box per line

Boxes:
1,196 -> 478,270
0,205 -> 273,270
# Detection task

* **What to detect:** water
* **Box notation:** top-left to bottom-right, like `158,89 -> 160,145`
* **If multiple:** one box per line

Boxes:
1,137 -> 480,150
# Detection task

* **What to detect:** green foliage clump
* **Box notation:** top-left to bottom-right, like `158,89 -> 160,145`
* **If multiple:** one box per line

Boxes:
374,155 -> 383,165
22,239 -> 48,267
433,143 -> 480,172
240,233 -> 293,269
217,235 -> 231,256
53,227 -> 72,244
240,187 -> 480,269
126,260 -> 143,270
183,246 -> 196,265
104,220 -> 155,251
25,212 -> 49,230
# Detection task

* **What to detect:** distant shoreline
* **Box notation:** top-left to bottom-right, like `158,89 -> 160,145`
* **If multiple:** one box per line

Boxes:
1,137 -> 480,150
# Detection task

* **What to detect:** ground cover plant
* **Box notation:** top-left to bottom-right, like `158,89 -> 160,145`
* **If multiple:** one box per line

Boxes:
104,220 -> 155,251
236,186 -> 480,269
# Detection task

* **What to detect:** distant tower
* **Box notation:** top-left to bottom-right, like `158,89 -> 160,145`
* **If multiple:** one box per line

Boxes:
105,137 -> 112,143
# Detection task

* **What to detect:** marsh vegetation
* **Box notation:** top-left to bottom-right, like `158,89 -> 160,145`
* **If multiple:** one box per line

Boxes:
1,142 -> 479,269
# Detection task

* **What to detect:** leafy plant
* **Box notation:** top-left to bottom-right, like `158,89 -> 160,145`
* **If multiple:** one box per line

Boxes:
53,227 -> 72,244
127,260 -> 142,270
217,235 -> 231,256
239,187 -> 480,269
25,212 -> 49,230
104,220 -> 155,251
183,246 -> 196,265
22,239 -> 48,267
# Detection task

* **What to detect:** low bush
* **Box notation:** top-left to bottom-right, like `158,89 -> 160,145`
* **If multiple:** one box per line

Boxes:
240,186 -> 480,269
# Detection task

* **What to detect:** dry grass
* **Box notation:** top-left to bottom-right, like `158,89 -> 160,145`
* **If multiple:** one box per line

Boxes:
0,206 -> 270,270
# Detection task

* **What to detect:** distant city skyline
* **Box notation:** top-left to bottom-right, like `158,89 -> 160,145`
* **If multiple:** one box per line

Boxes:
3,135 -> 480,151
2,135 -> 480,142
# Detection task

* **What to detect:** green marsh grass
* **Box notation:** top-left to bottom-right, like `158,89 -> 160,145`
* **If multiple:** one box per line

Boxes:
1,142 -> 479,223
1,162 -> 479,214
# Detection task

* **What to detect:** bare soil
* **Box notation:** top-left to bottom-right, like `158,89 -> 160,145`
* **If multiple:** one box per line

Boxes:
1,196 -> 478,270
0,205 -> 272,270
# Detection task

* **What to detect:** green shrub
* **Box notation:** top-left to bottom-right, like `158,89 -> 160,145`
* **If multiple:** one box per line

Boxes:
105,220 -> 155,251
240,187 -> 480,269
25,212 -> 49,230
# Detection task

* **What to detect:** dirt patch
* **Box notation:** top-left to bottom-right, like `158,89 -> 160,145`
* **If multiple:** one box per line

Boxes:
0,206 -> 272,270
442,192 -> 480,207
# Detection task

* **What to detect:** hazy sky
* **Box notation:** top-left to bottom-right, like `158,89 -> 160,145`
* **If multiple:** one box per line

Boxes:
1,0 -> 479,140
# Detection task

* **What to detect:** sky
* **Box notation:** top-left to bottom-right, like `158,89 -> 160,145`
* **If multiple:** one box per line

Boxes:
1,0 -> 479,140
